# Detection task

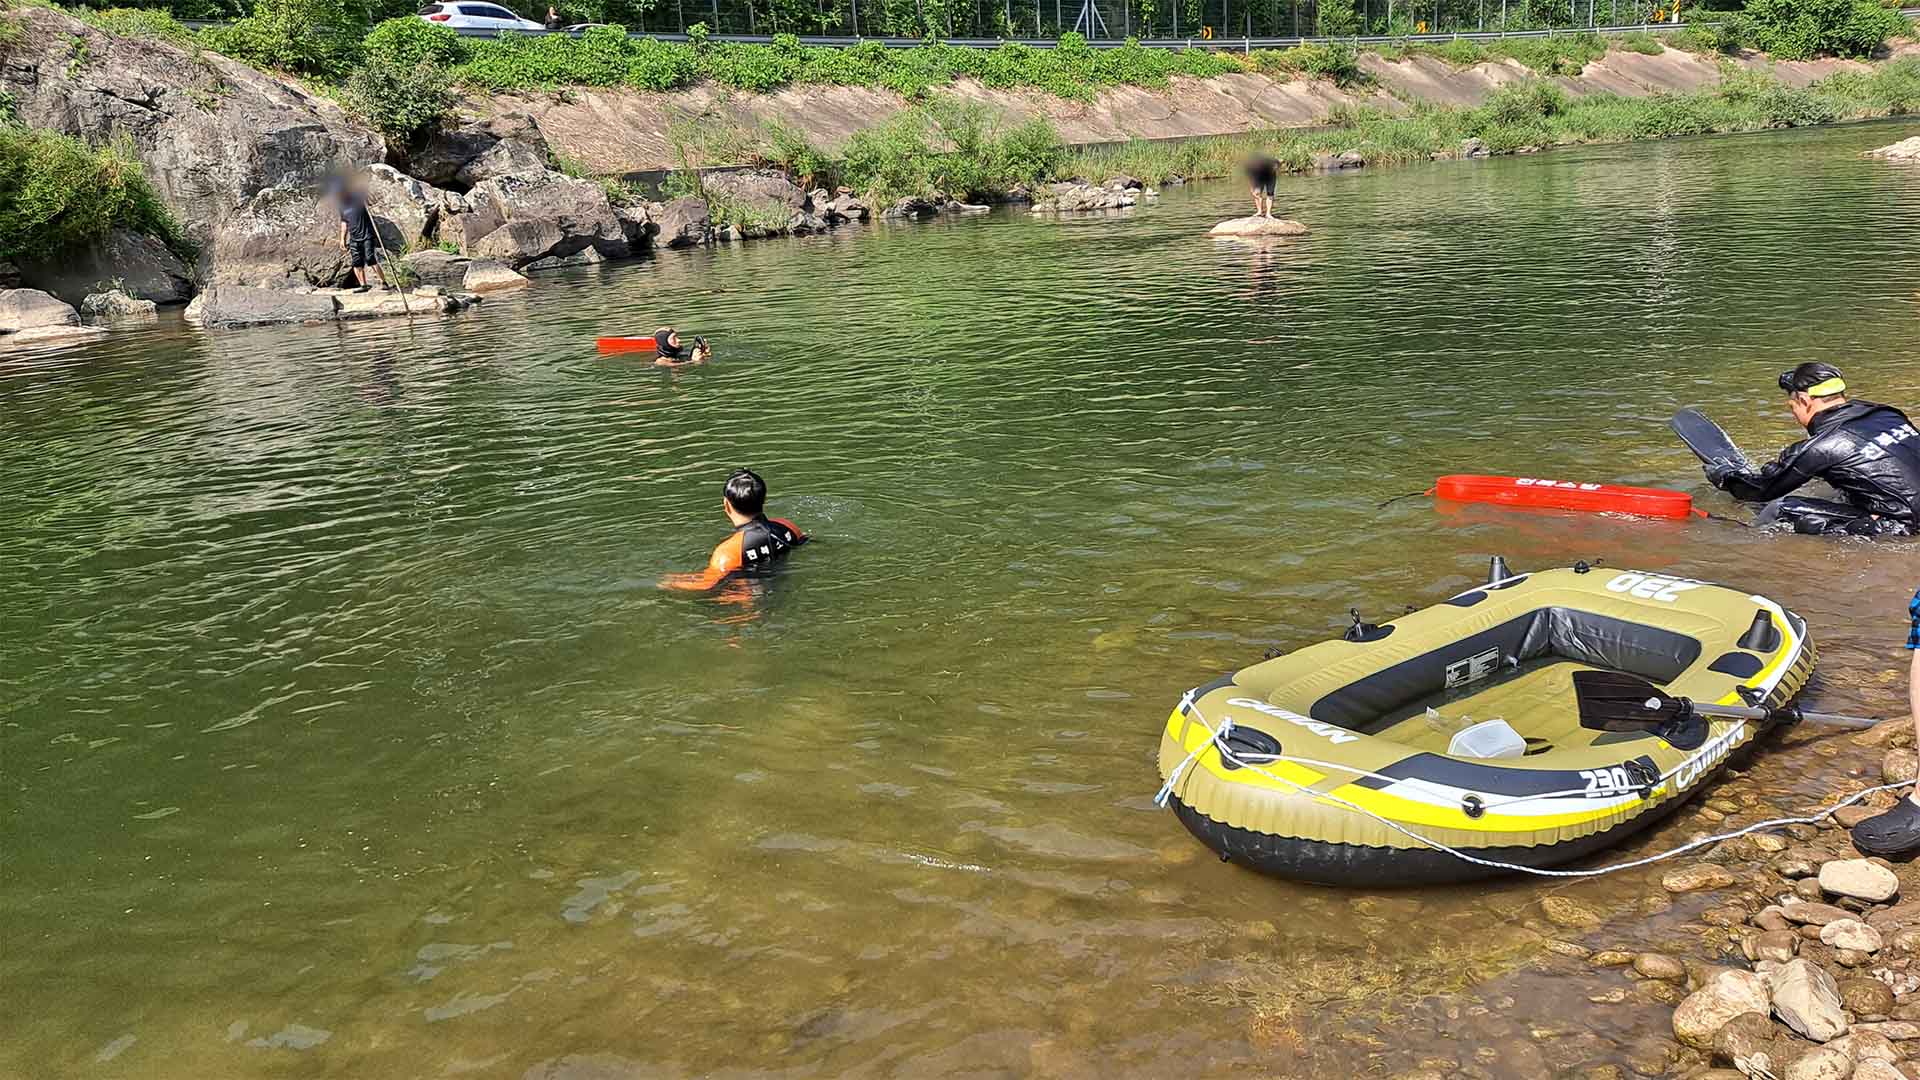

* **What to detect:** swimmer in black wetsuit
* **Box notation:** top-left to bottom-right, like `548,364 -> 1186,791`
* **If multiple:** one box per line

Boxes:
1703,363 -> 1920,536
652,326 -> 710,367
1245,153 -> 1280,219
659,469 -> 808,592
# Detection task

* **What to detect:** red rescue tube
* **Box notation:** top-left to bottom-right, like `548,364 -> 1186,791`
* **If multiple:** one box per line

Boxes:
596,336 -> 659,354
1435,474 -> 1697,519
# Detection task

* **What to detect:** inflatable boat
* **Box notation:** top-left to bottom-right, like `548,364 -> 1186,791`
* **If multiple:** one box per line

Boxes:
1156,563 -> 1815,885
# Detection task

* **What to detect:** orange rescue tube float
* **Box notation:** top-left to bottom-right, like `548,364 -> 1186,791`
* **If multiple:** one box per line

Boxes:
1435,474 -> 1698,519
596,336 -> 660,354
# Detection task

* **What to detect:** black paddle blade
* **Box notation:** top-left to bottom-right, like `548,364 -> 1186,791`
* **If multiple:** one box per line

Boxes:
1572,670 -> 1686,732
1572,670 -> 1710,750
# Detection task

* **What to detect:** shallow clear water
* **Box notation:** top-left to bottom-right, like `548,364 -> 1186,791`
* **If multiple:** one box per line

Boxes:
4,121 -> 1919,1079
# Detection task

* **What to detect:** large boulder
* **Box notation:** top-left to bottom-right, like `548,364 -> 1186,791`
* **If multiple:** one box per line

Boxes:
613,203 -> 657,250
462,260 -> 526,291
448,169 -> 627,268
405,111 -> 551,189
205,174 -> 457,287
2,6 -> 383,276
399,249 -> 472,289
184,285 -> 337,328
700,169 -> 806,223
0,289 -> 82,331
653,197 -> 710,248
80,290 -> 158,317
15,229 -> 195,306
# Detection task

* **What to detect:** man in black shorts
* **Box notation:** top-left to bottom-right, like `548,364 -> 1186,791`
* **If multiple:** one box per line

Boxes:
333,173 -> 390,293
1245,153 -> 1280,219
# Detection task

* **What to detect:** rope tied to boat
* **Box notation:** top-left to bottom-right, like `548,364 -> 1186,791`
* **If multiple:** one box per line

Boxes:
1157,696 -> 1915,879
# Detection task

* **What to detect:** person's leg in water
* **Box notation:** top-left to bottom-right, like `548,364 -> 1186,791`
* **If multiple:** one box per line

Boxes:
1754,495 -> 1886,535
1851,589 -> 1920,855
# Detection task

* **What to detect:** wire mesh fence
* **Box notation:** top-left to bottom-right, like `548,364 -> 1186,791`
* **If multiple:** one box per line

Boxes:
599,0 -> 1693,39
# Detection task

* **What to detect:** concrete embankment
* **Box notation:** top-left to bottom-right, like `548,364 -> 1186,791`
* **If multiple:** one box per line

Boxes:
492,44 -> 1917,176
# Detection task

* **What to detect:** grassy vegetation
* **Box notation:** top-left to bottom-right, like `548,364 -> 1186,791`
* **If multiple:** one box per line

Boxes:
0,123 -> 192,262
1055,58 -> 1920,190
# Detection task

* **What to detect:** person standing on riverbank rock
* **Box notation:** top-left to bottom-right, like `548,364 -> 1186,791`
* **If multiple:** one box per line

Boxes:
1850,586 -> 1920,855
1245,153 -> 1280,219
1702,362 -> 1920,536
331,175 -> 390,295
659,470 -> 807,593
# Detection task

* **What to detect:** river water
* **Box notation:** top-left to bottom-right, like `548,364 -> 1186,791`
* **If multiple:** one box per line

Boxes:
4,122 -> 1919,1079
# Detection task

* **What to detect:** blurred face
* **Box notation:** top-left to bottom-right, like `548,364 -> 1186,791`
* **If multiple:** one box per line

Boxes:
1787,392 -> 1817,428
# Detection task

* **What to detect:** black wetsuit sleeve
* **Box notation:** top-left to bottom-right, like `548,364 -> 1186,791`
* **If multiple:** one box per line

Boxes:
1715,437 -> 1831,503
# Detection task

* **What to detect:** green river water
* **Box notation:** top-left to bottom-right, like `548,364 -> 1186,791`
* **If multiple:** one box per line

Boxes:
4,121 -> 1919,1079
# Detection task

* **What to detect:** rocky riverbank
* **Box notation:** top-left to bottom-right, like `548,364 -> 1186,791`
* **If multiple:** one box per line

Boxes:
1493,722 -> 1920,1080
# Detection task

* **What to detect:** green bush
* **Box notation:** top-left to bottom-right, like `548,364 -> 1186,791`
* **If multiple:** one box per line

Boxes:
626,35 -> 698,89
0,126 -> 189,262
760,119 -> 830,186
362,16 -> 464,68
200,0 -> 361,77
75,7 -> 195,45
1743,0 -> 1906,59
1489,32 -> 1607,75
344,53 -> 453,145
1315,0 -> 1359,36
1253,42 -> 1363,86
1479,80 -> 1570,125
838,101 -> 1064,203
1615,30 -> 1664,55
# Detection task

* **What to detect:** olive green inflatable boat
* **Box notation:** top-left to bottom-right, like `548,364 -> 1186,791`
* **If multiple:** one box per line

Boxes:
1156,564 -> 1815,885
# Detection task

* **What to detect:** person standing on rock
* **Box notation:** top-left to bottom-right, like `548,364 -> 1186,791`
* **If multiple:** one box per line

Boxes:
333,175 -> 389,294
1850,586 -> 1920,855
1245,152 -> 1280,219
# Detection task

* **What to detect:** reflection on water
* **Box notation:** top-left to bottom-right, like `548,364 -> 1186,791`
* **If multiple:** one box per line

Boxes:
3,122 -> 1918,1078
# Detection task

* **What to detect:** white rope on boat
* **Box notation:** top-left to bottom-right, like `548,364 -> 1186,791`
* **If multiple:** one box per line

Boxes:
1154,696 -> 1911,879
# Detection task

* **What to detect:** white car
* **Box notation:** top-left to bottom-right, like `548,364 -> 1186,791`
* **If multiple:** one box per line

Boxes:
417,2 -> 548,31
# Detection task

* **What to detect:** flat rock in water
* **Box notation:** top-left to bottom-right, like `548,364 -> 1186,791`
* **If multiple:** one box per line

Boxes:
1672,969 -> 1770,1049
1209,216 -> 1310,237
1783,1046 -> 1854,1080
1820,859 -> 1899,903
1540,895 -> 1603,929
1866,136 -> 1920,160
1820,918 -> 1884,953
1770,958 -> 1848,1042
1663,863 -> 1737,893
0,288 -> 80,331
1782,901 -> 1854,926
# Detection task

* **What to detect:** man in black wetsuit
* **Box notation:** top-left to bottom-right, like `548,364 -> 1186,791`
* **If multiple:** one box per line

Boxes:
1245,153 -> 1279,219
1703,362 -> 1920,536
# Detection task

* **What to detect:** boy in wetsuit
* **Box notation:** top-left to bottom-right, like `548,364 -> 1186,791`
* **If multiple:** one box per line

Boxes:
652,327 -> 710,367
1245,153 -> 1280,219
1849,587 -> 1920,855
659,469 -> 807,592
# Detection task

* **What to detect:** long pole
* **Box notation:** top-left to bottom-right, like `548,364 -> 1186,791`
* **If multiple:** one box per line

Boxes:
370,228 -> 413,321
